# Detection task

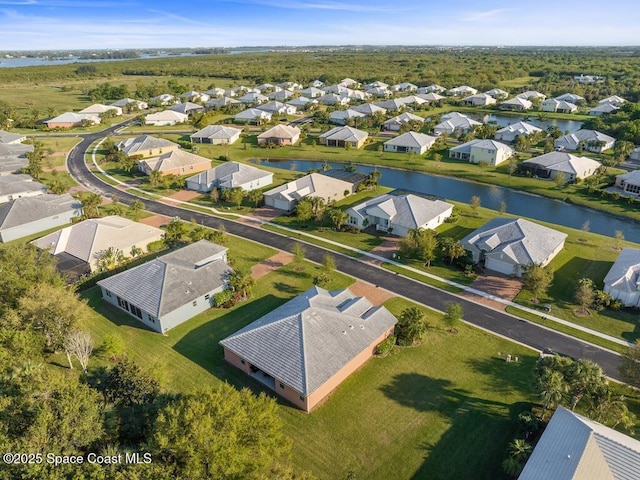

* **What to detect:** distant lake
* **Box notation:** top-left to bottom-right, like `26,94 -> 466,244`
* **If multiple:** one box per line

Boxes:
0,52 -> 203,68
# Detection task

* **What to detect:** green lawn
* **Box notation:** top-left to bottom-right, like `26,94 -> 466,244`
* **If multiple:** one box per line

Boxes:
82,257 -> 538,480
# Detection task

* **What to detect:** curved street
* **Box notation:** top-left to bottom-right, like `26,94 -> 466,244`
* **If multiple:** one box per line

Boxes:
66,126 -> 625,380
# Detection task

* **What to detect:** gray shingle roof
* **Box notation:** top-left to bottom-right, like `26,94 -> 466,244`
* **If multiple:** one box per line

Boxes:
461,217 -> 567,266
220,286 -> 397,396
140,149 -> 211,173
117,135 -> 179,156
0,174 -> 46,199
519,406 -> 640,480
384,131 -> 437,149
349,193 -> 453,230
32,215 -> 164,269
186,162 -> 272,190
603,248 -> 640,294
0,193 -> 81,230
190,125 -> 241,141
97,240 -> 231,317
522,152 -> 602,176
0,130 -> 26,144
495,121 -> 542,136
319,126 -> 368,142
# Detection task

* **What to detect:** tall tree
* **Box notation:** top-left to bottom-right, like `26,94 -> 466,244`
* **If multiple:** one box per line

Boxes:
440,237 -> 467,265
328,208 -> 348,231
230,267 -> 255,302
443,302 -> 464,333
63,330 -> 93,373
80,192 -> 103,219
470,195 -> 481,216
151,384 -> 291,480
296,198 -> 313,226
396,307 -> 428,346
522,263 -> 554,302
128,199 -> 145,220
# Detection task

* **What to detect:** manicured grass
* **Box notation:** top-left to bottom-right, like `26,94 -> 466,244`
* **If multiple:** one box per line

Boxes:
282,297 -> 537,480
499,76 -> 541,89
81,261 -> 353,392
381,263 -> 464,293
83,262 -> 538,480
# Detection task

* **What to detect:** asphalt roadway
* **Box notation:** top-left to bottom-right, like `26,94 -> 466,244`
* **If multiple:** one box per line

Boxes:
67,126 -> 625,380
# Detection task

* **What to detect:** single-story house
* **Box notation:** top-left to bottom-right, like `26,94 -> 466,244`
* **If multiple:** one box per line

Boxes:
603,248 -> 640,307
589,103 -> 619,116
351,103 -> 387,116
329,109 -> 366,126
448,85 -> 478,96
169,102 -> 205,116
418,84 -> 446,94
575,74 -> 603,84
373,99 -> 406,112
462,93 -> 497,106
339,78 -> 360,88
97,240 -> 232,333
149,94 -> 176,106
0,130 -> 27,144
286,97 -> 317,111
268,90 -> 295,102
541,99 -> 578,113
519,152 -> 601,182
345,193 -> 453,236
205,97 -> 240,109
138,149 -> 211,177
179,90 -> 210,103
383,112 -> 425,131
117,135 -> 180,158
319,126 -> 368,149
365,86 -> 391,98
0,174 -> 46,204
630,147 -> 640,161
494,122 -> 543,142
263,172 -> 353,212
392,82 -> 418,92
144,110 -> 188,126
515,91 -> 546,101
185,161 -> 273,193
257,101 -> 297,115
190,125 -> 242,145
554,129 -> 615,153
317,93 -> 350,106
396,95 -> 428,107
237,92 -> 269,105
311,79 -> 325,88
0,143 -> 33,175
257,125 -> 301,146
416,92 -> 445,103
433,114 -> 482,136
365,80 -> 389,90
519,406 -> 640,480
0,193 -> 83,242
234,108 -> 272,125
449,139 -> 513,166
79,104 -> 122,116
499,97 -> 533,111
598,95 -> 626,106
109,98 -> 148,110
220,286 -> 397,412
45,112 -> 101,129
614,170 -> 640,196
298,87 -> 325,98
205,87 -> 226,97
555,93 -> 585,104
484,88 -> 509,99
461,217 -> 567,277
383,131 -> 437,155
31,215 -> 164,279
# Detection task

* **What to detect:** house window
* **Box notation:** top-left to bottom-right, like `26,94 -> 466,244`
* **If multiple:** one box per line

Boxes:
204,294 -> 210,300
240,359 -> 245,365
299,395 -> 305,401
130,305 -> 142,319
105,290 -> 112,297
192,300 -> 197,307
117,297 -> 129,311
148,315 -> 156,323
279,383 -> 285,389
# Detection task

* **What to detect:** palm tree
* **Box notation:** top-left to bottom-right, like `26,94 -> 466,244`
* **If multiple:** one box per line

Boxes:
128,199 -> 145,220
567,359 -> 607,411
96,247 -> 126,272
328,208 -> 348,231
148,170 -> 162,187
230,268 -> 255,302
81,192 -> 103,219
537,370 -> 567,418
247,189 -> 262,207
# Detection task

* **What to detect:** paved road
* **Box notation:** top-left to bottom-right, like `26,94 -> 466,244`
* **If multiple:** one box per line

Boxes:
67,129 -> 626,380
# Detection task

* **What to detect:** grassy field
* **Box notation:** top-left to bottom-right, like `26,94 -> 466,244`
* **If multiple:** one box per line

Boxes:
81,253 -> 538,480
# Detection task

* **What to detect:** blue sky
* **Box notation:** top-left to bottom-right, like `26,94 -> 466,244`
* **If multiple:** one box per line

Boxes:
0,0 -> 637,50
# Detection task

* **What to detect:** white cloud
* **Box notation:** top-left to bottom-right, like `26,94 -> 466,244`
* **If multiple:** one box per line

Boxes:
462,8 -> 511,22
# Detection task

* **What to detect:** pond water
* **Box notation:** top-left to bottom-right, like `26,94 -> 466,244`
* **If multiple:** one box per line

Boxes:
256,159 -> 640,243
466,113 -> 583,134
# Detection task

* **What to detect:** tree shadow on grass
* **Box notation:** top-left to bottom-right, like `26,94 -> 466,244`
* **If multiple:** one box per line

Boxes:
465,355 -> 537,397
379,372 -> 531,480
82,287 -> 157,333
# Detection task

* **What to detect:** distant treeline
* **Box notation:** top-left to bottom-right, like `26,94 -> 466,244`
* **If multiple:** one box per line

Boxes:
2,47 -> 640,100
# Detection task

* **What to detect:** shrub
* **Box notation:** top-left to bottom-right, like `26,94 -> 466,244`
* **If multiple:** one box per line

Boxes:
147,240 -> 165,252
376,335 -> 396,356
213,289 -> 234,308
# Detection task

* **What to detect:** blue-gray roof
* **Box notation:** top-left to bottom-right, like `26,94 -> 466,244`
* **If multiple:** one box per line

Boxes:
220,286 -> 397,396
